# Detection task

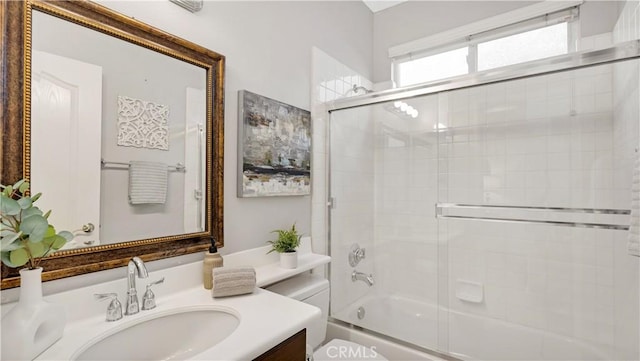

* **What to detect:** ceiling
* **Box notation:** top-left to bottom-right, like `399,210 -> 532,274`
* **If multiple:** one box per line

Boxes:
362,0 -> 408,13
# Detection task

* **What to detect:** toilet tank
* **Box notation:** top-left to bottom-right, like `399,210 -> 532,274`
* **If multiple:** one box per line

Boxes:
265,273 -> 329,349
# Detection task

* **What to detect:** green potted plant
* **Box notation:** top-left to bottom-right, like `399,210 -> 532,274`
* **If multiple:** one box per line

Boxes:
1,179 -> 73,269
267,223 -> 302,269
0,179 -> 73,360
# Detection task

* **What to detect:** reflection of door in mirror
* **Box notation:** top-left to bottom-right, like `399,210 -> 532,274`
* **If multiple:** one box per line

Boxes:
31,50 -> 103,250
184,88 -> 206,232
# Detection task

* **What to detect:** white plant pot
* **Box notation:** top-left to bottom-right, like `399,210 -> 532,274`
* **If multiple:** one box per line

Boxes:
1,267 -> 66,360
279,251 -> 298,269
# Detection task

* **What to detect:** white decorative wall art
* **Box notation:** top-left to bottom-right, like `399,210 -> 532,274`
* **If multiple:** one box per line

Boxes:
117,95 -> 169,150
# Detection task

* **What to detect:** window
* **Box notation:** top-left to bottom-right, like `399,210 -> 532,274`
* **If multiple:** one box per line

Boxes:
397,47 -> 469,87
391,3 -> 580,87
477,23 -> 568,71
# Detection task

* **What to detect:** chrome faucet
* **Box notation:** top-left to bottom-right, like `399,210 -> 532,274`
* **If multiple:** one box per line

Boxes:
352,270 -> 374,286
125,257 -> 148,315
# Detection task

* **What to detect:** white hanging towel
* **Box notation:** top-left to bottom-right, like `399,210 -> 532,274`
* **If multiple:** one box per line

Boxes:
128,161 -> 168,205
629,153 -> 640,257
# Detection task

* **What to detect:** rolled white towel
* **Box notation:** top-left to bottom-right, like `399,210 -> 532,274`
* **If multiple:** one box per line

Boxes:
211,267 -> 256,298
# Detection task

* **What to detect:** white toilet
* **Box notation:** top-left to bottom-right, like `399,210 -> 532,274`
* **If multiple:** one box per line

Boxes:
266,273 -> 388,361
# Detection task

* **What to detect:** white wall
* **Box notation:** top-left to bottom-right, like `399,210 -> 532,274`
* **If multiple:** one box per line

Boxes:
94,0 -> 374,255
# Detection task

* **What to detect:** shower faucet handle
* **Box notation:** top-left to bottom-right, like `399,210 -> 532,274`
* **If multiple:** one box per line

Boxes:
349,243 -> 366,267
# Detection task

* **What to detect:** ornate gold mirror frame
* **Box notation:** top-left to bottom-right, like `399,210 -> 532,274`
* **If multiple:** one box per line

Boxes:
0,0 -> 225,289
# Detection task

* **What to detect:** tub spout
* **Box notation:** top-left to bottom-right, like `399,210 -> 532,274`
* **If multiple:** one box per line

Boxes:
352,270 -> 374,286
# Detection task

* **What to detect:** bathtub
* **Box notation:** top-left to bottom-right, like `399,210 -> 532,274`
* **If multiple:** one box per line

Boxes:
326,321 -> 443,361
330,295 -> 609,361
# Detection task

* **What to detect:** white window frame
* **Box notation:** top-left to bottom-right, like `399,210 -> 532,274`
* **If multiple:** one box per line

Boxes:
390,1 -> 582,87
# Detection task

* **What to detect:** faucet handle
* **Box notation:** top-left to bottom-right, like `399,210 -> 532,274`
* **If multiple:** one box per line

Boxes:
349,243 -> 366,267
142,277 -> 164,311
94,293 -> 123,322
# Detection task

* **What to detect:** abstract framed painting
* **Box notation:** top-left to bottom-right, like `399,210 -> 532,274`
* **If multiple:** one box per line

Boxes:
237,90 -> 311,197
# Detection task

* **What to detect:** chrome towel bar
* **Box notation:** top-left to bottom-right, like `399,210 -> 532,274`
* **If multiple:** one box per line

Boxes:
436,203 -> 631,231
101,159 -> 186,172
437,203 -> 631,215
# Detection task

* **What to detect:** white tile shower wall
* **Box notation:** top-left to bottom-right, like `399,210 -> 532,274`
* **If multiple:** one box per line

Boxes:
311,47 -> 374,316
373,96 -> 440,307
329,106 -> 375,315
441,65 -> 616,209
612,2 -> 640,359
441,62 -> 626,357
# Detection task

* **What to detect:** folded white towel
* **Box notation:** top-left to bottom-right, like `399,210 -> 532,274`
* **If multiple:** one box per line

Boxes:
629,153 -> 640,257
128,161 -> 168,205
212,267 -> 256,298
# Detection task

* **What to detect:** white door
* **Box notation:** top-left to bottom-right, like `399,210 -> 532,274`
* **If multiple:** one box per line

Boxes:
183,87 -> 206,232
31,50 -> 102,249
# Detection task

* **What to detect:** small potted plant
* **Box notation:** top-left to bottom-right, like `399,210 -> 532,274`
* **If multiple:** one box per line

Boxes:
267,223 -> 302,269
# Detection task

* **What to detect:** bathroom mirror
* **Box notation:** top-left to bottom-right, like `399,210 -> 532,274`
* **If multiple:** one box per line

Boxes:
0,0 -> 225,289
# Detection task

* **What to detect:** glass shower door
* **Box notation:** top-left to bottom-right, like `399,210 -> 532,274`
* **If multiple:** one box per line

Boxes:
437,60 -> 639,360
327,56 -> 639,361
329,95 -> 441,352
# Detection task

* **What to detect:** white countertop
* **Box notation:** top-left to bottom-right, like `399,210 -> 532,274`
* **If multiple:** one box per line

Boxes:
37,286 -> 320,360
2,238 -> 330,360
26,258 -> 322,361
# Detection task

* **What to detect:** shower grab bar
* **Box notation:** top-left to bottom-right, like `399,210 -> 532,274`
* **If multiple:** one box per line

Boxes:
101,159 -> 186,172
435,203 -> 631,231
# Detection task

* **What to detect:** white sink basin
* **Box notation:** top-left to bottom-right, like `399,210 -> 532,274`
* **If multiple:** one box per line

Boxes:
72,307 -> 239,360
